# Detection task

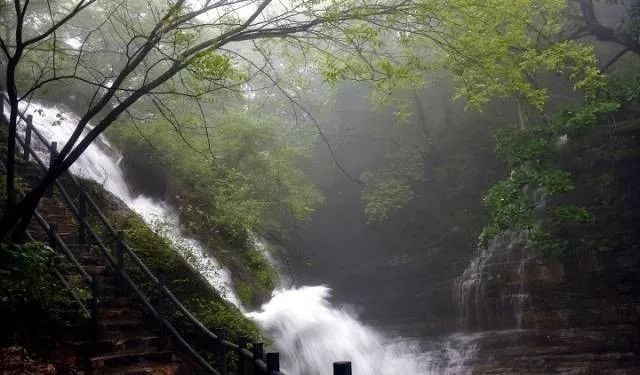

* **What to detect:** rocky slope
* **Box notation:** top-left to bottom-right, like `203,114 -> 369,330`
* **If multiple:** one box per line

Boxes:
456,117 -> 640,373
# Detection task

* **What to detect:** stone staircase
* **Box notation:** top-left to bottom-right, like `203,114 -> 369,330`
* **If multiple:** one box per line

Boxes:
27,191 -> 197,374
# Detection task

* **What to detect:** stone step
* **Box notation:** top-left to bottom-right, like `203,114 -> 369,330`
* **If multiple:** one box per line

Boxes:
90,350 -> 178,369
99,318 -> 147,332
94,362 -> 192,375
75,254 -> 108,265
75,335 -> 164,356
14,165 -> 197,375
59,263 -> 107,275
100,307 -> 145,320
99,296 -> 140,308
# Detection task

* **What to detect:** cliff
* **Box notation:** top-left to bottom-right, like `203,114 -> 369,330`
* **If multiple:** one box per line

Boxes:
457,117 -> 640,373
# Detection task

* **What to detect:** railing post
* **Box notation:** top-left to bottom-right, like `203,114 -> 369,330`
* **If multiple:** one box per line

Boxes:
252,342 -> 265,375
266,352 -> 279,374
238,336 -> 250,375
0,95 -> 6,125
47,142 -> 58,198
115,230 -> 125,286
0,95 -> 4,123
214,329 -> 228,375
333,361 -> 352,375
47,223 -> 58,250
90,276 -> 99,354
78,193 -> 87,245
23,114 -> 33,160
157,275 -> 168,348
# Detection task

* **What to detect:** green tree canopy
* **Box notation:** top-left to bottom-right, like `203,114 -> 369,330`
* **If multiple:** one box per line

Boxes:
0,0 -> 608,238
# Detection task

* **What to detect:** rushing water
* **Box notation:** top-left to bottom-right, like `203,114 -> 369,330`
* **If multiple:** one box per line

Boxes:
13,101 -> 242,307
456,230 -> 533,331
247,285 -> 477,375
14,101 -> 475,374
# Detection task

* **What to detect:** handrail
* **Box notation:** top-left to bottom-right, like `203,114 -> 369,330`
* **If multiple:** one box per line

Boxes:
10,117 -> 221,373
32,210 -> 93,283
25,230 -> 91,318
16,130 -> 221,373
1,94 -> 284,374
0,156 -> 92,323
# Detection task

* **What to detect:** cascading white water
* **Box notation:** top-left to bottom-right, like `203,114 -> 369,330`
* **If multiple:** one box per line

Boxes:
456,186 -> 546,331
13,101 -> 242,307
14,101 -> 475,374
248,235 -> 475,375
247,285 -> 472,375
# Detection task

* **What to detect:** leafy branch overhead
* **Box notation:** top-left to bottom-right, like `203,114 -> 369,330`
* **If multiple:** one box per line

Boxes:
0,0 -> 633,238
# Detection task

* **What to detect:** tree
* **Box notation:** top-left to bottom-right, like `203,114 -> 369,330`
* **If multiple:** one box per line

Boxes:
0,0 -> 603,239
108,104 -> 324,238
567,0 -> 640,69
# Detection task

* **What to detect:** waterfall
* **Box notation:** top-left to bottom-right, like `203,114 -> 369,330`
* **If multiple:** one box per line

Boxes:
13,101 -> 242,308
456,184 -> 546,331
14,101 -> 474,374
246,284 -> 482,375
456,230 -> 533,331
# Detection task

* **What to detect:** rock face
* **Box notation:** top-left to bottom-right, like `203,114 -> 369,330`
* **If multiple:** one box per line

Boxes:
455,118 -> 640,373
119,144 -> 169,199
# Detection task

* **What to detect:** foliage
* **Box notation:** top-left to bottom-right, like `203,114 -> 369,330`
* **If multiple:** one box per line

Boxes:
1,0 -> 611,241
479,93 -> 620,251
111,212 -> 262,339
348,0 -> 606,222
0,241 -> 85,342
312,0 -> 601,110
231,246 -> 278,307
108,108 -> 323,239
606,69 -> 640,107
361,146 -> 425,222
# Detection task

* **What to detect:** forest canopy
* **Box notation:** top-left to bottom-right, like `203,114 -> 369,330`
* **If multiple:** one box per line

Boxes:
0,0 -> 636,237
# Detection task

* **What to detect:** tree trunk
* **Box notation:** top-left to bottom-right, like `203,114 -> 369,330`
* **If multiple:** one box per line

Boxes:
0,168 -> 58,241
4,59 -> 20,213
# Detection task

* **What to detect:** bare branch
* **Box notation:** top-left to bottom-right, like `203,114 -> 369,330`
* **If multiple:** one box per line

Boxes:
601,47 -> 631,72
22,0 -> 97,47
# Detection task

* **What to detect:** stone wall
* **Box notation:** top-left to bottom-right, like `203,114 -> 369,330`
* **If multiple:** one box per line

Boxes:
458,118 -> 640,374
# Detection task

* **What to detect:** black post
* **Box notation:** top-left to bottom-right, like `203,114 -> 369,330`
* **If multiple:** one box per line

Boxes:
47,142 -> 58,197
333,362 -> 352,375
90,276 -> 99,353
266,353 -> 279,374
23,114 -> 32,160
238,336 -> 249,375
214,329 -> 228,375
47,223 -> 58,250
115,230 -> 125,286
78,194 -> 87,245
157,275 -> 168,348
252,343 -> 264,375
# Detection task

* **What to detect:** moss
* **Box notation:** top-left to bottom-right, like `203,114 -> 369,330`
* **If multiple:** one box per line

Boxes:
215,243 -> 278,309
0,241 -> 87,345
112,211 -> 262,340
77,181 -> 263,341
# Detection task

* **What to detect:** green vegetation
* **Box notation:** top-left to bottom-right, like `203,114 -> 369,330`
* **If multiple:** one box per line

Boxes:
76,176 -> 263,338
0,0 -> 639,360
1,0 -> 621,240
479,83 -> 623,254
111,212 -> 262,339
0,241 -> 86,344
107,108 -> 319,306
108,110 -> 322,239
361,147 -> 425,223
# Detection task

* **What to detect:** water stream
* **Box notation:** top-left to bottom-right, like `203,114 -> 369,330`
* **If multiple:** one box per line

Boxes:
14,101 -> 474,374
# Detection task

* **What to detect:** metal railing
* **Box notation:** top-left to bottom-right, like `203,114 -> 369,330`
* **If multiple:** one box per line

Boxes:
1,94 -> 356,375
0,94 -> 287,374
